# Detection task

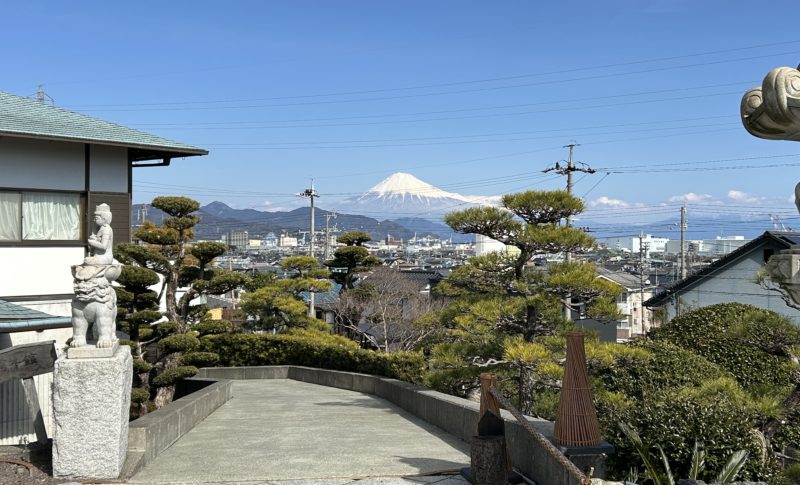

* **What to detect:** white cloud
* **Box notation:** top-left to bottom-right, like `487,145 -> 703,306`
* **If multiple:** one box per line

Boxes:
667,192 -> 713,203
727,190 -> 763,203
590,196 -> 630,208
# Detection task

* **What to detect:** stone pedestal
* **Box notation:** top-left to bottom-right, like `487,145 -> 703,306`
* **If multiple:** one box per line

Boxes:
766,247 -> 800,304
52,345 -> 132,479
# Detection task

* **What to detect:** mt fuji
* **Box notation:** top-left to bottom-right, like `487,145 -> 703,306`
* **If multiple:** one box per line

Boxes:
337,172 -> 497,219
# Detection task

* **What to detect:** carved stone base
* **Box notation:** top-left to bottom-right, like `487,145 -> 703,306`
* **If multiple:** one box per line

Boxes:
765,246 -> 800,305
52,345 -> 132,479
67,341 -> 119,359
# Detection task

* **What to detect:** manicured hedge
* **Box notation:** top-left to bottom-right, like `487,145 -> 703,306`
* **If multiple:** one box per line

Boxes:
200,332 -> 425,383
152,366 -> 198,387
650,303 -> 794,389
597,390 -> 778,482
592,340 -> 730,399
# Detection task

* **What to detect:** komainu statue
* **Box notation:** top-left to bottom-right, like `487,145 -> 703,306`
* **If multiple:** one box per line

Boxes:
740,65 -> 800,141
70,204 -> 123,352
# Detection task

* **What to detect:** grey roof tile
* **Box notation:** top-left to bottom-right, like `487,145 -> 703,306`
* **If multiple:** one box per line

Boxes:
0,91 -> 207,158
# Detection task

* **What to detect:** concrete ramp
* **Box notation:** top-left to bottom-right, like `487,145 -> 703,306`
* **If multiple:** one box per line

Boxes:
128,380 -> 469,483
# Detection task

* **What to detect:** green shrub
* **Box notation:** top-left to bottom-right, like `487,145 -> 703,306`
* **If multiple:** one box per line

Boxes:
158,334 -> 200,354
130,387 -> 150,404
201,332 -> 425,382
155,321 -> 180,337
193,319 -> 231,336
152,366 -> 198,387
133,359 -> 153,374
598,389 -> 778,483
650,303 -> 794,389
592,340 -> 730,399
181,351 -> 220,368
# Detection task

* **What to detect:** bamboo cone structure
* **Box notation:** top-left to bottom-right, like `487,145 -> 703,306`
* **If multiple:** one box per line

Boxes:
553,332 -> 602,447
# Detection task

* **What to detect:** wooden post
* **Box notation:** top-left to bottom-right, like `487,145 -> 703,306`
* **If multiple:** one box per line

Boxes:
479,372 -> 500,418
473,372 -> 512,482
471,436 -> 508,485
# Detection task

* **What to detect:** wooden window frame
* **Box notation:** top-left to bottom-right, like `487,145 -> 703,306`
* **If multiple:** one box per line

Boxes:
0,187 -> 86,247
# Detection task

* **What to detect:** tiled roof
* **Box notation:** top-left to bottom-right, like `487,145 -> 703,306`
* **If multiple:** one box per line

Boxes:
301,282 -> 342,306
0,91 -> 207,160
0,299 -> 71,332
596,267 -> 642,290
645,231 -> 800,307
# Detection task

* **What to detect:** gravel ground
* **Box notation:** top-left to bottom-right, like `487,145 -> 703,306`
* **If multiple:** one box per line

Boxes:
0,443 -> 72,485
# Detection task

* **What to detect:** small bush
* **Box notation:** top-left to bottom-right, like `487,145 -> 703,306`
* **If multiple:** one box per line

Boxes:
158,334 -> 200,354
592,340 -> 730,399
181,351 -> 220,368
598,389 -> 778,483
130,387 -> 150,404
201,332 -> 425,382
155,321 -> 180,337
152,366 -> 198,387
650,303 -> 794,389
133,359 -> 153,374
193,320 -> 232,336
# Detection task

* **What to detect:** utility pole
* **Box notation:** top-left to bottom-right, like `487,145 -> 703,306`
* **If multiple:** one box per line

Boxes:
297,180 -> 319,317
324,210 -> 337,260
679,204 -> 687,280
639,235 -> 650,336
543,143 -> 596,230
543,144 -> 596,320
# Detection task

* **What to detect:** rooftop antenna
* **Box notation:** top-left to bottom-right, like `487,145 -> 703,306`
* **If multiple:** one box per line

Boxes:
34,85 -> 54,105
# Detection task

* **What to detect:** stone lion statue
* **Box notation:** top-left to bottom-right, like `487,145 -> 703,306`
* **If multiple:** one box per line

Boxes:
70,264 -> 120,348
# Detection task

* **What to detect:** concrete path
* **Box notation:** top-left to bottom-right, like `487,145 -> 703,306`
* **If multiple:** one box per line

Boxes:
129,380 -> 470,484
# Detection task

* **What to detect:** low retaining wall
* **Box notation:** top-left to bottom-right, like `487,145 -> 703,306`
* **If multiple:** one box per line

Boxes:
198,366 -> 583,485
121,377 -> 233,478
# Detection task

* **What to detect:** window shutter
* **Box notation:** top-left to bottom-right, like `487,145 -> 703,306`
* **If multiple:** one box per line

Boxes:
87,192 -> 131,244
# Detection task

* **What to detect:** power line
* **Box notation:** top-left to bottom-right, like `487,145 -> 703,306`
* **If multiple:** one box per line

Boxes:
129,83 -> 748,127
66,43 -> 800,111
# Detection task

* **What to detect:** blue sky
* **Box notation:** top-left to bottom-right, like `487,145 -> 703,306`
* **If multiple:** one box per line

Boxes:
4,1 -> 800,232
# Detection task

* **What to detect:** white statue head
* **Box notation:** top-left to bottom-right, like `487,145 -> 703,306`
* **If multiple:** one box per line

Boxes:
94,203 -> 112,225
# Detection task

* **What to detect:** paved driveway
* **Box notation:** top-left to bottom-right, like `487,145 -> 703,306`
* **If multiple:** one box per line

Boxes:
128,380 -> 470,484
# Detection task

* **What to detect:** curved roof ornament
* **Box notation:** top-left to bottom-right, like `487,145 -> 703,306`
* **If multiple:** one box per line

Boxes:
741,66 -> 800,142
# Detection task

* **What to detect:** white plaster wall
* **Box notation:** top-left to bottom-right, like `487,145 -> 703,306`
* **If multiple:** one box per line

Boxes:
0,247 -> 83,297
0,137 -> 84,190
89,145 -> 128,192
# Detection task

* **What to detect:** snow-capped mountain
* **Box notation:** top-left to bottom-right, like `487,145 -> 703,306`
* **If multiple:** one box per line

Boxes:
337,172 -> 497,219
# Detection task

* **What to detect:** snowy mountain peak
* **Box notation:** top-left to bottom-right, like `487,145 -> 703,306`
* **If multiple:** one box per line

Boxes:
364,172 -> 468,201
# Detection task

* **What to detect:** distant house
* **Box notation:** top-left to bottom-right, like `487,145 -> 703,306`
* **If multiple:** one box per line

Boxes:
0,91 -> 206,445
595,267 -> 656,341
644,231 -> 800,324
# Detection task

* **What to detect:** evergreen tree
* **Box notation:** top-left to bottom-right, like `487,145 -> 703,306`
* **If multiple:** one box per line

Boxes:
427,189 -> 623,412
116,196 -> 247,409
241,255 -> 332,331
324,231 -> 381,289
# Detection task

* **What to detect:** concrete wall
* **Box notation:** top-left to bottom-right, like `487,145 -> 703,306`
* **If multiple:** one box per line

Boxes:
0,137 -> 84,191
197,366 -> 586,485
123,378 -> 233,478
0,247 -> 83,297
89,145 -> 128,193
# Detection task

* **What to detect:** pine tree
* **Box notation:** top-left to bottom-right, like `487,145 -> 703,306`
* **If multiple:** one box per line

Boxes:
116,196 -> 247,409
427,189 -> 623,412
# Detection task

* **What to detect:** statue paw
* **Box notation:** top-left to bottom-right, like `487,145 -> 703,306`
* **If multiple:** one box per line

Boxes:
96,337 -> 115,348
70,338 -> 86,348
